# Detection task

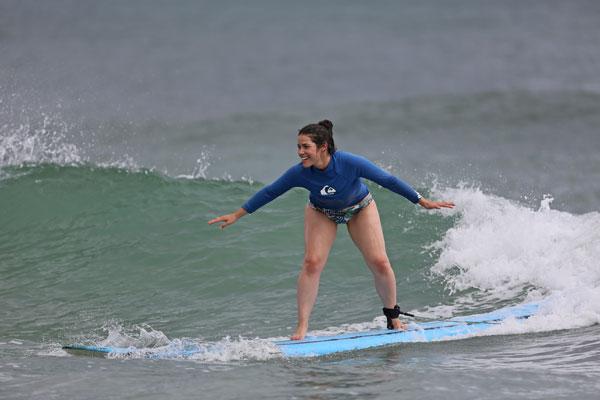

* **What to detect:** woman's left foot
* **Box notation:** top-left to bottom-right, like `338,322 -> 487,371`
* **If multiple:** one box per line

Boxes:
391,318 -> 407,330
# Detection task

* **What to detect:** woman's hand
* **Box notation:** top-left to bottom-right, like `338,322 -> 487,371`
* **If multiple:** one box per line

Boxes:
418,198 -> 455,210
208,208 -> 248,229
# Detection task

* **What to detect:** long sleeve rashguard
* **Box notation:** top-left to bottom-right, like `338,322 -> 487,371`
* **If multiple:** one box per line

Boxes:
241,151 -> 421,213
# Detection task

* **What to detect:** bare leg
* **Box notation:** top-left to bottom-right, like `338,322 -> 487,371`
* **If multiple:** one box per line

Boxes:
347,201 -> 406,330
291,206 -> 337,340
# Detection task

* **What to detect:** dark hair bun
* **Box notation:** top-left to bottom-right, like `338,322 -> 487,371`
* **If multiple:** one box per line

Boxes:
318,119 -> 333,132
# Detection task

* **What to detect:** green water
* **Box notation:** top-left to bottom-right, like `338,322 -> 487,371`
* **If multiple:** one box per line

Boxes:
0,164 -> 455,344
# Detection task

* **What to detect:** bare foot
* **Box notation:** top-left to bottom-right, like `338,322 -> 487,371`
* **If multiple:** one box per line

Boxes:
391,318 -> 408,330
291,323 -> 308,340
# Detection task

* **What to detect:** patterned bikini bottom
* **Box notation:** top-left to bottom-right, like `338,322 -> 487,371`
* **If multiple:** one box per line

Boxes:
308,193 -> 373,224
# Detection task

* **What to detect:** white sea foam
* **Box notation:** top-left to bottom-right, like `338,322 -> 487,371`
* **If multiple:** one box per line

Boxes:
307,317 -> 388,337
184,336 -> 281,362
99,322 -> 171,349
88,322 -> 282,362
0,114 -> 83,168
429,186 -> 600,335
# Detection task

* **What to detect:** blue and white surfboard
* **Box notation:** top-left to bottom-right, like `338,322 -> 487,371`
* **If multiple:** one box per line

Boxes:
63,302 -> 539,358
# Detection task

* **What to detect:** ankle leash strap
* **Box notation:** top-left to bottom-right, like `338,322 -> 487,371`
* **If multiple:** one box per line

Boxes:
382,305 -> 415,329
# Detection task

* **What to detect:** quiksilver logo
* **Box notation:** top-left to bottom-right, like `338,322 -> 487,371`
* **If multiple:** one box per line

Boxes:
320,185 -> 336,196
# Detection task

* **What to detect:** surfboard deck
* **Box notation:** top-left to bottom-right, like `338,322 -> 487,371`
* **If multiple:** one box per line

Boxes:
63,302 -> 539,359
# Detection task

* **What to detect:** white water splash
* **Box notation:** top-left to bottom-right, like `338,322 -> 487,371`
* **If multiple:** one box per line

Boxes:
192,149 -> 212,179
81,322 -> 283,362
0,114 -> 83,167
99,322 -> 171,349
176,147 -> 214,180
428,186 -> 600,333
0,111 -> 146,176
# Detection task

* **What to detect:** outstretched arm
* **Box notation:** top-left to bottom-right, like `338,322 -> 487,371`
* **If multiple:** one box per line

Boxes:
208,165 -> 300,229
349,153 -> 421,203
348,152 -> 454,209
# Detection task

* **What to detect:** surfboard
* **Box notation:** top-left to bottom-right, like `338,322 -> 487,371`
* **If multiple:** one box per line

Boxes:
63,302 -> 539,359
277,302 -> 539,357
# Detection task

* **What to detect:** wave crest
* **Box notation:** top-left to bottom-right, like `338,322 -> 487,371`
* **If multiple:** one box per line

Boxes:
430,186 -> 600,329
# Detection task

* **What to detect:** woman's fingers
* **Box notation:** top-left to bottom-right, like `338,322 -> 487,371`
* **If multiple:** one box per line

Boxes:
420,199 -> 455,209
431,201 -> 455,209
439,201 -> 455,208
220,217 -> 238,229
208,216 -> 225,225
208,214 -> 237,229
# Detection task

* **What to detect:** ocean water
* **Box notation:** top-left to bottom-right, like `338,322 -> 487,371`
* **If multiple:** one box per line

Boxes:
1,1 -> 600,399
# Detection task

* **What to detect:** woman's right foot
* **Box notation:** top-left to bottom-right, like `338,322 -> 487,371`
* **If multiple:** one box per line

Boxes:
291,323 -> 308,340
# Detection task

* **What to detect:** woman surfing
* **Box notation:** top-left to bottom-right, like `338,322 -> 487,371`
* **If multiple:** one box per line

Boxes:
209,120 -> 454,340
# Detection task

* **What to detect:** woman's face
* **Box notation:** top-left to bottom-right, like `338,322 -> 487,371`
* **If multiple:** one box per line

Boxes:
297,134 -> 328,168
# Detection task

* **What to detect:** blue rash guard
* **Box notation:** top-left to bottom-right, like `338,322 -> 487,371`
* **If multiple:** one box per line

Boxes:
242,151 -> 422,213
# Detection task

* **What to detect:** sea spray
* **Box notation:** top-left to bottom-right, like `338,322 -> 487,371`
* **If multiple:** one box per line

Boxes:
431,186 -> 600,332
0,113 -> 83,168
89,321 -> 283,361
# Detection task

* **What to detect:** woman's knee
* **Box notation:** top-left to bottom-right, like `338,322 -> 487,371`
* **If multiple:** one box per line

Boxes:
368,256 -> 392,275
302,255 -> 327,275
